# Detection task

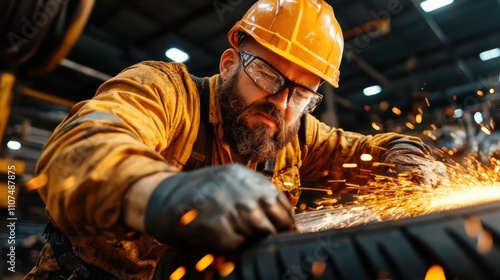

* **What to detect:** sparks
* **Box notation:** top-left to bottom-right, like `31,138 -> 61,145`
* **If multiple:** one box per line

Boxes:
296,157 -> 500,232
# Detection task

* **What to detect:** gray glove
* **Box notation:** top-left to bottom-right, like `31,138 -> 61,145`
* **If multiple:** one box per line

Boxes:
145,164 -> 295,252
380,138 -> 448,190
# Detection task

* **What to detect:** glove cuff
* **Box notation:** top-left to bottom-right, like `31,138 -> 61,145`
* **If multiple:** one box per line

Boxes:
144,174 -> 184,244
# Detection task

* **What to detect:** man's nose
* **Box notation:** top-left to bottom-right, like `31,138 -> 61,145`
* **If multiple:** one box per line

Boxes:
267,88 -> 290,111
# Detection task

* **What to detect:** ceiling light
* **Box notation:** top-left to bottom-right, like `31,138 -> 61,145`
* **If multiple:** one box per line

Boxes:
363,85 -> 382,96
453,108 -> 463,118
7,140 -> 21,150
473,112 -> 483,124
420,0 -> 453,12
479,48 -> 500,61
165,48 -> 189,63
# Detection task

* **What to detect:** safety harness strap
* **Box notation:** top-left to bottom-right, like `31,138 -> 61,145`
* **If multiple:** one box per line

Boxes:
43,223 -> 114,279
184,75 -> 213,171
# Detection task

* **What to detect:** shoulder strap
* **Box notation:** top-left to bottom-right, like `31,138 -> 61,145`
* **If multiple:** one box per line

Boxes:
299,114 -> 307,145
184,75 -> 213,171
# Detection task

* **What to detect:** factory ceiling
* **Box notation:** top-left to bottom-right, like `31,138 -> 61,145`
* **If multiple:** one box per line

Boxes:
1,0 -> 500,176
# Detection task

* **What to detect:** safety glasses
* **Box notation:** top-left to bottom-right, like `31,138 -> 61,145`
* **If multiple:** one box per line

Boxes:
239,51 -> 323,113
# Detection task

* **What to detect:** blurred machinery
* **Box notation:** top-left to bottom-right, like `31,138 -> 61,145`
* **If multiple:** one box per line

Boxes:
476,93 -> 500,165
0,1 -> 94,277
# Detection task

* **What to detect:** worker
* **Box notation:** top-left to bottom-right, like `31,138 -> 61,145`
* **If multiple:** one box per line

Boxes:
24,0 -> 445,279
477,92 -> 500,165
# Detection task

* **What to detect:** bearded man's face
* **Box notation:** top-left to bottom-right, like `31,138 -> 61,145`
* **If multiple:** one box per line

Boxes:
218,70 -> 300,163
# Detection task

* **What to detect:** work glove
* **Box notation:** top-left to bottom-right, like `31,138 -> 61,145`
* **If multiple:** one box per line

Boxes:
380,138 -> 449,190
145,164 -> 295,252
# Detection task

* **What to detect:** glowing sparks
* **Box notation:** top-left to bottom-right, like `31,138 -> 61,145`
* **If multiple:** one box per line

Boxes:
425,265 -> 446,280
361,154 -> 373,161
180,209 -> 198,225
218,262 -> 235,277
428,185 -> 500,211
416,114 -> 423,124
477,90 -> 484,96
343,163 -> 358,168
372,122 -> 381,131
464,215 -> 494,254
423,130 -> 437,140
477,230 -> 493,254
297,157 -> 500,232
405,122 -> 415,130
481,126 -> 491,135
195,254 -> 214,271
425,97 -> 430,107
392,107 -> 402,115
311,261 -> 327,277
372,162 -> 395,168
169,266 -> 186,280
317,198 -> 338,205
25,174 -> 48,191
327,179 -> 346,183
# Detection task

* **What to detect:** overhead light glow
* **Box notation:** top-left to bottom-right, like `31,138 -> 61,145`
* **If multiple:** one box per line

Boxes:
420,0 -> 453,12
165,48 -> 189,63
7,140 -> 21,150
473,112 -> 483,124
479,48 -> 500,61
453,108 -> 463,118
363,85 -> 382,96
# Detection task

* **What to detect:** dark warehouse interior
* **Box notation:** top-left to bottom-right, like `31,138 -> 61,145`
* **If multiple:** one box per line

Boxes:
1,0 -> 500,279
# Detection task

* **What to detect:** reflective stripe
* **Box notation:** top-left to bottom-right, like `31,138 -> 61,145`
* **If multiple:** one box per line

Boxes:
56,112 -> 123,138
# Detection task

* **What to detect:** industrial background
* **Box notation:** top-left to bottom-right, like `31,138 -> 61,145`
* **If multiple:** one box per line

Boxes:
1,0 -> 499,278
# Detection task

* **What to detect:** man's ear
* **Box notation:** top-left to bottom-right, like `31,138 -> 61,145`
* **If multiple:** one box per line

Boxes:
219,49 -> 239,81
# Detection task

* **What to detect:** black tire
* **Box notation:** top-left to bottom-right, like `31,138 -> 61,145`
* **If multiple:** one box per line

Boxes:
154,200 -> 500,280
0,0 -> 63,69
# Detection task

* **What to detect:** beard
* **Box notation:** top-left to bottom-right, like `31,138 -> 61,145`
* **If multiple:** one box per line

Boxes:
218,70 -> 300,163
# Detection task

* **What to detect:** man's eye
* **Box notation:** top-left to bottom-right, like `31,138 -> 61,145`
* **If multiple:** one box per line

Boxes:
259,70 -> 279,81
294,90 -> 306,99
295,89 -> 313,100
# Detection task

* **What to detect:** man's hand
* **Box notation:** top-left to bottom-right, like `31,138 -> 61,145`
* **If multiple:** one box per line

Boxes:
145,164 -> 295,252
380,138 -> 449,190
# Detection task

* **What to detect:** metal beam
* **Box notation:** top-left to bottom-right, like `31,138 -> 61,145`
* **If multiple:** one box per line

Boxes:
20,86 -> 76,108
0,72 -> 15,147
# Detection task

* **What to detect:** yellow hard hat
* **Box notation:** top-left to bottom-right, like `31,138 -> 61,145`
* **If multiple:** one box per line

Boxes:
228,0 -> 344,88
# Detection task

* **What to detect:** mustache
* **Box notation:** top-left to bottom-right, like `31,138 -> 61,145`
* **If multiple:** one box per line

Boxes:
242,102 -> 285,127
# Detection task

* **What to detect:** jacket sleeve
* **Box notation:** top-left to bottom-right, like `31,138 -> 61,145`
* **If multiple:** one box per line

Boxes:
36,62 -> 199,238
298,114 -> 430,185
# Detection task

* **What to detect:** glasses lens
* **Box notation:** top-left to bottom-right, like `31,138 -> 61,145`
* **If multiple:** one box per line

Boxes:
289,87 -> 322,113
240,52 -> 322,113
244,58 -> 285,94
